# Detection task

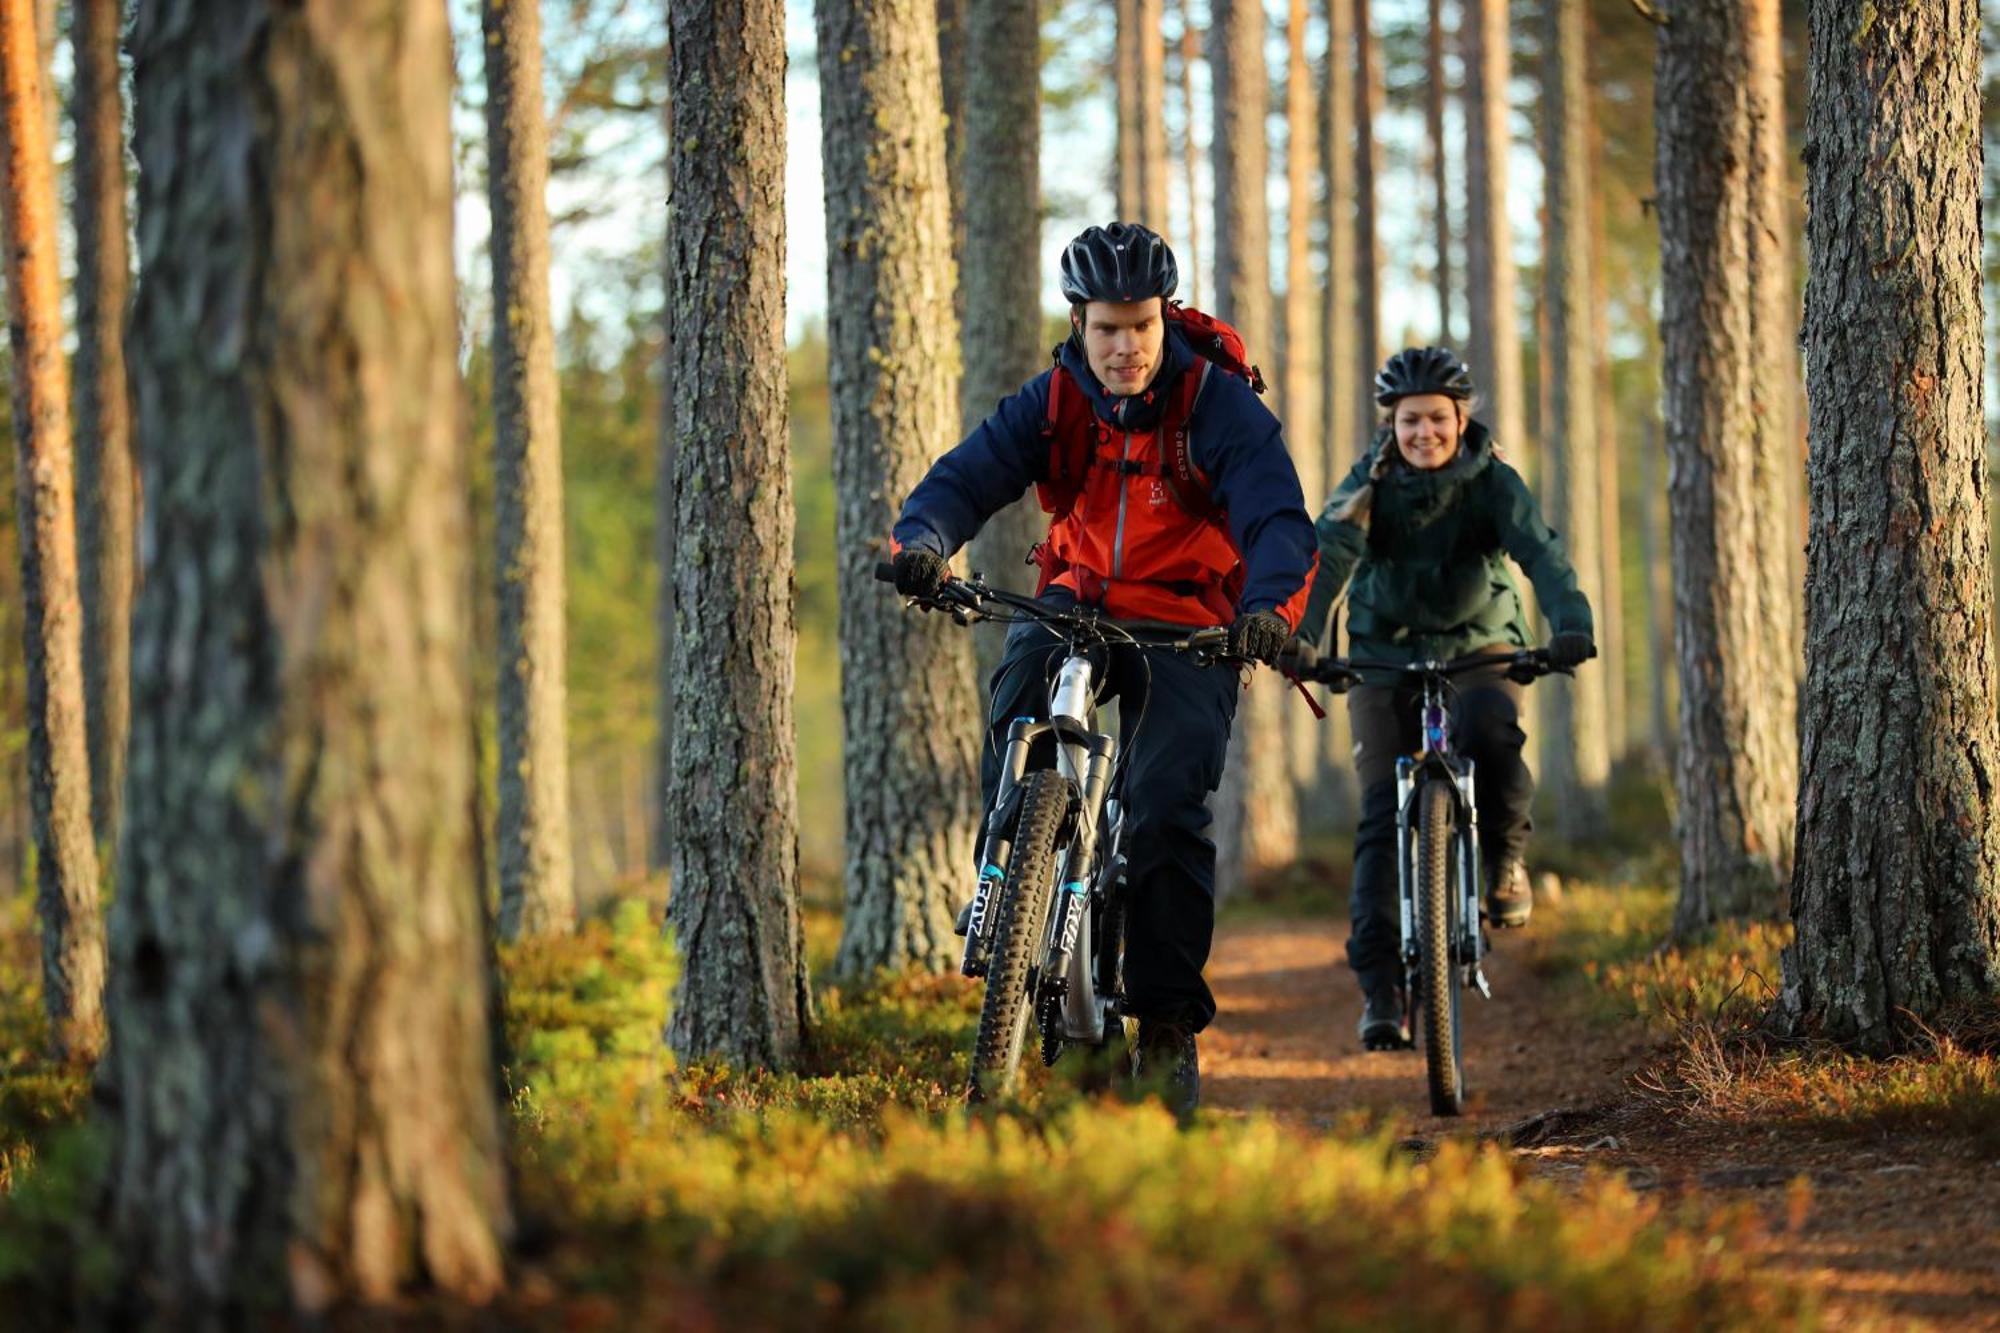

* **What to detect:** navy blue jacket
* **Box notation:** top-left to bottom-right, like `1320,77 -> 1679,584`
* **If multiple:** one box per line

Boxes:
892,327 -> 1318,620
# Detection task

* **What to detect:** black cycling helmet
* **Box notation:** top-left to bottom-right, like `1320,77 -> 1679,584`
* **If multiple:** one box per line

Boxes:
1059,222 -> 1179,305
1374,345 -> 1476,406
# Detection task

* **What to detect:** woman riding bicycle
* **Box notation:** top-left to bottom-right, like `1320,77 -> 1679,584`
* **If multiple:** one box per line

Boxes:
1290,346 -> 1595,1051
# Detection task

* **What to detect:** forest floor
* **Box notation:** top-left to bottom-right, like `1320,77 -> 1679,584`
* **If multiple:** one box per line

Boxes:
1204,878 -> 2000,1329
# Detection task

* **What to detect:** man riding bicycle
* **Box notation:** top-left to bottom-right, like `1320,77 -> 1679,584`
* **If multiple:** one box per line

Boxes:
887,222 -> 1317,1114
1291,346 -> 1595,1051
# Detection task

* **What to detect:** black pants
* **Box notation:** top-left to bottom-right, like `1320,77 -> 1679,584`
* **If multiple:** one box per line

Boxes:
981,595 -> 1239,1033
1345,660 -> 1531,996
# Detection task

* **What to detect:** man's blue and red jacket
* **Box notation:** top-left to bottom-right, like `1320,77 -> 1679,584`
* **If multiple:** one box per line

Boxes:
892,326 -> 1319,629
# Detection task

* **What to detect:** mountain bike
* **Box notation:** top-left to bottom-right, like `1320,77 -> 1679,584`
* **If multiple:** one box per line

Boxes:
875,563 -> 1250,1101
1297,648 -> 1565,1116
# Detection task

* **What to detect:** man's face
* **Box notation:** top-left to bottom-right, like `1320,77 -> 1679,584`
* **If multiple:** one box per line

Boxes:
1392,393 -> 1465,470
1077,298 -> 1167,396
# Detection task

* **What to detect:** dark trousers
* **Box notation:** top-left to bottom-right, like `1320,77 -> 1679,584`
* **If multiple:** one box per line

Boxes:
981,595 -> 1239,1033
1345,660 -> 1531,995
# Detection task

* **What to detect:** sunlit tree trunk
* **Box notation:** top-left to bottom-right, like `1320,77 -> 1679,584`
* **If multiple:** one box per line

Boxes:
484,0 -> 576,940
1116,0 -> 1140,216
1655,0 -> 1797,932
1177,0 -> 1203,306
1209,0 -> 1295,890
1316,0 -> 1358,815
1352,0 -> 1381,434
1537,0 -> 1609,838
666,0 -> 811,1065
819,0 -> 982,971
1137,0 -> 1169,237
1781,0 -> 2000,1048
963,0 -> 1045,680
1590,118 -> 1627,763
0,0 -> 105,1063
1460,0 -> 1524,463
109,2 -> 509,1311
71,0 -> 134,858
1427,0 -> 1452,342
1283,0 -> 1321,791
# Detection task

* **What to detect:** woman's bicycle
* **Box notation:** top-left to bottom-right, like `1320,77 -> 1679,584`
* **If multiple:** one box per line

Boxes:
875,563 -> 1249,1101
1296,647 -> 1565,1116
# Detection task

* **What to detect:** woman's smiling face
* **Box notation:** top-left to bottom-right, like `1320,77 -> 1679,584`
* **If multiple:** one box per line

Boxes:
1392,393 -> 1465,470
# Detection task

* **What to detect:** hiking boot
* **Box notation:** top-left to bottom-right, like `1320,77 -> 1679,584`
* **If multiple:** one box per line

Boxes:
1358,985 -> 1411,1051
1134,1020 -> 1200,1121
1485,858 -> 1532,929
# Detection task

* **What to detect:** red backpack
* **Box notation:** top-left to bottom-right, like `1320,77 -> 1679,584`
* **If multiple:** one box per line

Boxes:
1035,302 -> 1266,523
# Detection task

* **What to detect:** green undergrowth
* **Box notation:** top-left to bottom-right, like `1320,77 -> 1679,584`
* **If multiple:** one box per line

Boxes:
0,891 -> 1819,1326
0,897 -> 87,1196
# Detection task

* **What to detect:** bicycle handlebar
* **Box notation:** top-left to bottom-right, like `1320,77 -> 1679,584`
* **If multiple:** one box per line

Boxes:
875,561 -> 1244,664
1290,646 -> 1569,691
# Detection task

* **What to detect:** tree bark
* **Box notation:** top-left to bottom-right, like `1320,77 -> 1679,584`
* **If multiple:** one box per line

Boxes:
1316,0 -> 1359,810
1460,0 -> 1524,464
963,0 -> 1045,681
667,0 -> 812,1064
0,0 -> 105,1063
1177,0 -> 1203,307
109,1 -> 509,1311
818,0 -> 982,973
1655,0 -> 1797,932
937,0 -> 966,325
71,0 -> 135,859
653,38 -> 675,872
484,0 -> 576,940
1589,111 -> 1627,763
1639,414 -> 1673,765
1136,0 -> 1170,237
1352,0 -> 1381,438
1536,0 -> 1609,837
1427,0 -> 1453,344
1781,0 -> 2000,1047
1208,0 -> 1295,891
1115,0 -> 1140,217
1283,0 -> 1320,790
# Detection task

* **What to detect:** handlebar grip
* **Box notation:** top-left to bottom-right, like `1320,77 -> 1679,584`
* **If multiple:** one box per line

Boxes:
874,560 -> 897,584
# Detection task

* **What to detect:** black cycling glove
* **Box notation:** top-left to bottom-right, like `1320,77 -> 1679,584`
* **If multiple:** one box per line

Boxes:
892,549 -> 951,599
1548,632 -> 1597,670
1228,611 -> 1290,666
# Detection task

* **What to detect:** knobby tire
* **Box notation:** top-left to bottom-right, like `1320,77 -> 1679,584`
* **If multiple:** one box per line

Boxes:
969,769 -> 1070,1102
1417,778 -> 1466,1115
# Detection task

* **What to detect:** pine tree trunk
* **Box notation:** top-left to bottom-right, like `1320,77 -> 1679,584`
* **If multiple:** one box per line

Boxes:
936,0 -> 967,327
1536,0 -> 1609,838
1177,0 -> 1203,307
1589,116 -> 1627,763
1427,0 -> 1452,343
1460,0 -> 1524,464
1316,0 -> 1359,812
652,41 -> 675,873
1640,414 -> 1674,765
1655,0 -> 1798,932
109,2 -> 509,1310
0,0 -> 105,1063
1352,0 -> 1381,437
667,0 -> 812,1065
1283,0 -> 1321,791
484,0 -> 576,940
1137,0 -> 1170,237
962,0 -> 1045,681
818,0 -> 982,973
1209,0 -> 1295,891
1115,0 -> 1140,217
71,0 -> 134,859
1781,0 -> 2000,1047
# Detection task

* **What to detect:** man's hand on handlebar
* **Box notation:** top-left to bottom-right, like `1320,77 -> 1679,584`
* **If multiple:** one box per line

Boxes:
891,548 -> 951,599
1227,611 -> 1290,666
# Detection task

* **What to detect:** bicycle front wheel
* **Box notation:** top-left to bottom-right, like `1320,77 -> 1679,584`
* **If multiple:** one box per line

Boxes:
969,769 -> 1069,1102
1416,777 -> 1467,1116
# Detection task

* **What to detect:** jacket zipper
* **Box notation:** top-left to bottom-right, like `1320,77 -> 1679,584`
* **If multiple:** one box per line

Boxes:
1111,430 -> 1132,580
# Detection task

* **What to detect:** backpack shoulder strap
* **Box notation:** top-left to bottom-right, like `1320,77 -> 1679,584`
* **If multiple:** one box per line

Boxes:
1158,361 -> 1221,523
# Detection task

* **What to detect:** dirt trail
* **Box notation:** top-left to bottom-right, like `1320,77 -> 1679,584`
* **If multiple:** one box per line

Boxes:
1202,914 -> 2000,1329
